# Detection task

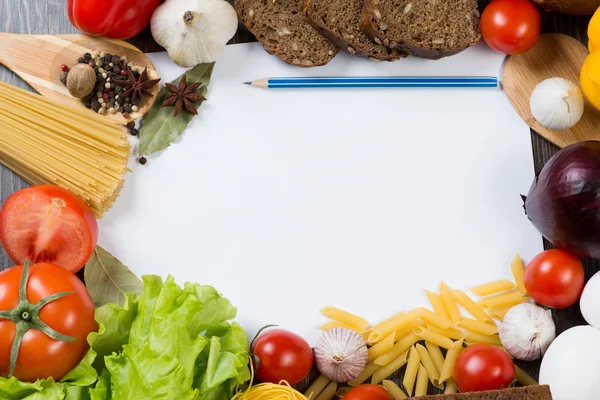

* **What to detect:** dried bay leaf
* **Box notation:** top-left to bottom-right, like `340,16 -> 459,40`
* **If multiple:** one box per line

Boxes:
138,62 -> 215,156
84,246 -> 143,306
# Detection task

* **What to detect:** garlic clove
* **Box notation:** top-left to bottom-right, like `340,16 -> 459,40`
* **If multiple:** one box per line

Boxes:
314,328 -> 368,383
151,0 -> 239,67
499,303 -> 555,361
530,77 -> 585,131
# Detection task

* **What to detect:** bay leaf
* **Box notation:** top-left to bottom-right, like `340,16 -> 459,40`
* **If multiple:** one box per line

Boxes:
84,246 -> 143,307
138,62 -> 216,156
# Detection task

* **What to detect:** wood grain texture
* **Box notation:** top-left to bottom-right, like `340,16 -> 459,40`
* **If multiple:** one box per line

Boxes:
0,0 -> 597,390
504,34 -> 599,148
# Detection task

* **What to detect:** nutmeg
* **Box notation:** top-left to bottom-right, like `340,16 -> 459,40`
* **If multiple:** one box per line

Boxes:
66,64 -> 96,99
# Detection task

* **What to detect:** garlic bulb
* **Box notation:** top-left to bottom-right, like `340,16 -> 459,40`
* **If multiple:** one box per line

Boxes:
151,0 -> 238,67
530,78 -> 584,130
314,328 -> 368,382
499,303 -> 555,361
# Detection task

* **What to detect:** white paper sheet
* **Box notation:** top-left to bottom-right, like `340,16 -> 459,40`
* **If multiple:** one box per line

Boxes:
98,43 -> 542,344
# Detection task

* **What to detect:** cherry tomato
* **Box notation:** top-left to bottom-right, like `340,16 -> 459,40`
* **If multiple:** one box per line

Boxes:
480,0 -> 541,54
342,384 -> 393,400
0,263 -> 97,382
67,0 -> 161,39
0,185 -> 98,273
251,329 -> 313,385
524,249 -> 585,309
454,344 -> 515,392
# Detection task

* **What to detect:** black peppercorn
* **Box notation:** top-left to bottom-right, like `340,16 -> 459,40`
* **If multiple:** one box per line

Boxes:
139,157 -> 147,165
111,55 -> 121,64
124,105 -> 133,113
112,66 -> 121,74
103,53 -> 112,62
78,57 -> 86,63
130,128 -> 139,136
59,72 -> 68,85
126,121 -> 135,130
133,71 -> 140,78
84,53 -> 92,61
91,100 -> 101,112
116,97 -> 125,105
109,92 -> 116,98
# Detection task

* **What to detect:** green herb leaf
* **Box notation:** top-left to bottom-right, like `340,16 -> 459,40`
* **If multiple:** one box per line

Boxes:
138,63 -> 215,156
84,247 -> 143,307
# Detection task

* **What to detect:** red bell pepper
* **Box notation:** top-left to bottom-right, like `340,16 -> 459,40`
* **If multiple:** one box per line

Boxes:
67,0 -> 162,40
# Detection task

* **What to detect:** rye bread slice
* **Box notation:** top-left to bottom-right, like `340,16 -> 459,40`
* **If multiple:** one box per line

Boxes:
302,0 -> 406,61
236,0 -> 339,67
360,0 -> 481,60
412,385 -> 553,400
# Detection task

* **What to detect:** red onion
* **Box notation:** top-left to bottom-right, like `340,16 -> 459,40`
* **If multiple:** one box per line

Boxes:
524,141 -> 600,259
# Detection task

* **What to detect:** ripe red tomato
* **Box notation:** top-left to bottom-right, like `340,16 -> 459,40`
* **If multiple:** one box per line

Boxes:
0,185 -> 98,273
67,0 -> 161,39
342,384 -> 393,400
454,344 -> 515,392
480,0 -> 541,54
524,249 -> 585,309
251,329 -> 314,385
0,262 -> 97,382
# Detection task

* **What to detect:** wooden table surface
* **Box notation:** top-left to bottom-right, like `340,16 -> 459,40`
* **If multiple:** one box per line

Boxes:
0,0 -> 597,387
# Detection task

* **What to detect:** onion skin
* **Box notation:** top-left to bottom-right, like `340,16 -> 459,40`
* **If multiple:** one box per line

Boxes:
524,141 -> 600,258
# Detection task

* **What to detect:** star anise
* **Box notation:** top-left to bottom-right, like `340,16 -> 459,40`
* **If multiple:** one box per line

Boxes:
113,67 -> 161,106
161,74 -> 206,117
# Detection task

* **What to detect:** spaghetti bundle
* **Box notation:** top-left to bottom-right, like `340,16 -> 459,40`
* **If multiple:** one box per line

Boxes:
0,81 -> 130,217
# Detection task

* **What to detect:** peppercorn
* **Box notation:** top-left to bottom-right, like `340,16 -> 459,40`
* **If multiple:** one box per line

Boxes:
91,100 -> 101,112
124,105 -> 133,113
130,128 -> 139,136
139,157 -> 147,165
109,92 -> 116,98
103,53 -> 112,62
111,55 -> 121,64
120,69 -> 127,76
84,53 -> 92,61
60,64 -> 69,72
78,57 -> 86,63
111,66 -> 120,74
88,62 -> 95,68
59,72 -> 69,85
123,112 -> 131,120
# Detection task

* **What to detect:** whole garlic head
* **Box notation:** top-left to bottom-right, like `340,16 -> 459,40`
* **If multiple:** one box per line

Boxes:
499,303 -> 555,361
314,328 -> 368,383
151,0 -> 238,67
530,77 -> 584,130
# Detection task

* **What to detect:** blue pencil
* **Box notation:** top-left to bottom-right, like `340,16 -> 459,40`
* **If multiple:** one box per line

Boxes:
244,76 -> 498,89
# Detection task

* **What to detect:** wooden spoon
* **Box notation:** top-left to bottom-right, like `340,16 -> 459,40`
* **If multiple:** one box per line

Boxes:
0,33 -> 160,125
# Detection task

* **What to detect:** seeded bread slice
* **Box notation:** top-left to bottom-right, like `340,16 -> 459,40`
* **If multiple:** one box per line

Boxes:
360,0 -> 481,60
236,0 -> 339,67
412,385 -> 553,400
302,0 -> 406,61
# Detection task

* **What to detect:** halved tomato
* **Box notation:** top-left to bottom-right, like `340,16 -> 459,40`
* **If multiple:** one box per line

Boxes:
0,185 -> 97,272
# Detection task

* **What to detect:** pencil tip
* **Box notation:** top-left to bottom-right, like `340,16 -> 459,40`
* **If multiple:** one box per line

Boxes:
243,81 -> 251,85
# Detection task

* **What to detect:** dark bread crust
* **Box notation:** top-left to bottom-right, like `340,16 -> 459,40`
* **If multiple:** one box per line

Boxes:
302,0 -> 406,61
236,0 -> 339,68
531,0 -> 599,15
412,385 -> 553,400
360,0 -> 481,60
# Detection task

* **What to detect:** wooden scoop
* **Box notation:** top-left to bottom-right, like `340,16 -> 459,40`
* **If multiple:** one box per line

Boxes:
0,33 -> 159,125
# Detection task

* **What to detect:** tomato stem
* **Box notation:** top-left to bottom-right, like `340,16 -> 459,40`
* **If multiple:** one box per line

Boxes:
2,260 -> 77,377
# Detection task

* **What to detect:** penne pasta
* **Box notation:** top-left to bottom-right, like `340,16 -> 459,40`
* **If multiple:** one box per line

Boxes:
464,332 -> 502,346
382,380 -> 408,400
478,290 -> 526,309
488,305 -> 513,320
415,364 -> 429,396
414,326 -> 455,349
458,317 -> 499,336
425,342 -> 445,372
470,280 -> 517,297
368,332 -> 396,362
403,346 -> 421,396
515,365 -> 538,386
321,307 -> 370,330
319,321 -> 362,332
314,381 -> 337,400
439,284 -> 461,324
372,351 -> 409,384
375,333 -> 420,366
439,339 -> 464,383
395,318 -> 424,339
444,379 -> 458,394
369,309 -> 421,344
451,289 -> 493,323
305,375 -> 331,399
416,307 -> 453,330
415,343 -> 441,388
348,361 -> 382,386
511,254 -> 527,295
335,387 -> 351,398
427,325 -> 465,340
425,290 -> 450,320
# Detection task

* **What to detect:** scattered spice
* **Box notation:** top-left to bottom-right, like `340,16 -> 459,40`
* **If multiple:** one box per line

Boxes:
60,64 -> 69,72
130,128 -> 139,136
114,68 -> 161,106
138,157 -> 147,165
161,74 -> 206,117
